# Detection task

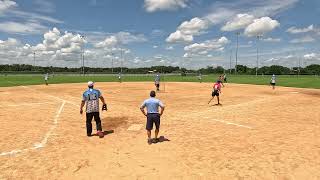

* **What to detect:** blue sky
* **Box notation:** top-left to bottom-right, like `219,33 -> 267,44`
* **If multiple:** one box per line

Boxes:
0,0 -> 319,69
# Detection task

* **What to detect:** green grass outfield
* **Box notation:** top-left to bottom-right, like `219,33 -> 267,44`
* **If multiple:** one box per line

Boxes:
0,74 -> 320,89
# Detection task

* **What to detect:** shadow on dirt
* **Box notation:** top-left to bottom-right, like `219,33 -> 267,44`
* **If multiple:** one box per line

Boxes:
152,136 -> 170,144
92,130 -> 114,137
211,103 -> 223,106
101,116 -> 129,130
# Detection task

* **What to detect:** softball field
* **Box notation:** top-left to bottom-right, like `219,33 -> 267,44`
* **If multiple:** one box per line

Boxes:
0,82 -> 319,179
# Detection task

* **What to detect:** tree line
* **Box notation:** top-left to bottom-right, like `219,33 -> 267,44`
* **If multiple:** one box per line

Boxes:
0,64 -> 320,75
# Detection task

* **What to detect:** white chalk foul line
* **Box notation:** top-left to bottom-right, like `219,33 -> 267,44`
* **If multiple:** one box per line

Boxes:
203,117 -> 253,129
0,100 -> 66,156
0,102 -> 56,107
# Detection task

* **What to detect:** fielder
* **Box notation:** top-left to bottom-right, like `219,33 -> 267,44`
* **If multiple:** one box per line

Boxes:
118,72 -> 122,83
80,81 -> 107,138
270,74 -> 276,90
208,81 -> 222,105
217,75 -> 225,87
198,73 -> 202,83
44,73 -> 49,85
223,73 -> 227,83
155,73 -> 160,91
140,90 -> 165,144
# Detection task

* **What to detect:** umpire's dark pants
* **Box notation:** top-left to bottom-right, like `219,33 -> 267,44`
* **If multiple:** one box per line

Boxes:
86,112 -> 102,136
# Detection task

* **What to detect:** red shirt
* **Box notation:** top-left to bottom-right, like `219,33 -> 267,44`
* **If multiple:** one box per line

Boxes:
213,83 -> 221,91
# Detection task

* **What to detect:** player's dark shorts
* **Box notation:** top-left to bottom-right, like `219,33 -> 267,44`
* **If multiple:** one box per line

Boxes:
224,78 -> 227,82
155,83 -> 160,88
146,113 -> 160,130
270,82 -> 276,86
212,90 -> 219,97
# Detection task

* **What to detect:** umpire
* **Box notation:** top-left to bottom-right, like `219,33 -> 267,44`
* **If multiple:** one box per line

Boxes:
140,90 -> 165,144
80,81 -> 107,138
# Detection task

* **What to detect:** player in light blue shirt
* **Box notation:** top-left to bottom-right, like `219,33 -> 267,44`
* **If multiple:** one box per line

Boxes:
140,90 -> 165,144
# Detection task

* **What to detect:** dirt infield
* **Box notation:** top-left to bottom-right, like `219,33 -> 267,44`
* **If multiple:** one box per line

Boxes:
0,82 -> 319,179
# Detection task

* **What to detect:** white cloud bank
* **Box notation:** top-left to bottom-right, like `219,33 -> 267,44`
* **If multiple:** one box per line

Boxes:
287,25 -> 315,34
144,0 -> 188,12
166,17 -> 210,43
184,36 -> 229,56
221,14 -> 255,31
244,17 -> 280,37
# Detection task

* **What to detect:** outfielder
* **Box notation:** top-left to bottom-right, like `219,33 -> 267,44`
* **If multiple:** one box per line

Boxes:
198,73 -> 202,83
155,73 -> 160,91
80,81 -> 107,138
118,72 -> 122,83
270,74 -> 276,90
44,73 -> 49,85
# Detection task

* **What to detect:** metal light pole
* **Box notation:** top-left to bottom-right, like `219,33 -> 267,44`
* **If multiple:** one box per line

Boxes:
120,49 -> 123,73
80,35 -> 85,76
298,56 -> 301,77
111,52 -> 114,73
256,35 -> 262,76
235,32 -> 240,75
33,52 -> 36,67
229,49 -> 232,74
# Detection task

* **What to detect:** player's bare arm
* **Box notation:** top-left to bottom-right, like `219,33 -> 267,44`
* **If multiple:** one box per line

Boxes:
80,100 -> 85,114
99,96 -> 106,105
159,106 -> 165,116
140,107 -> 147,116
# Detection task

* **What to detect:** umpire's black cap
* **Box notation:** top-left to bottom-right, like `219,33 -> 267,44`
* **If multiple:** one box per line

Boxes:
150,90 -> 156,97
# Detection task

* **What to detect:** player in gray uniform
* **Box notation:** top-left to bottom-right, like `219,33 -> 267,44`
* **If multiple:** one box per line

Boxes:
118,72 -> 122,83
155,73 -> 160,91
270,74 -> 276,90
198,73 -> 202,83
44,73 -> 49,85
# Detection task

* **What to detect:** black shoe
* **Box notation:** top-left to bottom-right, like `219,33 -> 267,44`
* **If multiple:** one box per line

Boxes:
153,138 -> 160,143
147,138 -> 152,145
87,134 -> 92,137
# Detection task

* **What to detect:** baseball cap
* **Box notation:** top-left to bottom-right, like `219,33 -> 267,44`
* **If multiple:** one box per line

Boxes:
88,81 -> 94,87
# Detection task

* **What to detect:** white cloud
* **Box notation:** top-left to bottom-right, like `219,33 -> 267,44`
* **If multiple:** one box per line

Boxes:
33,0 -> 55,13
32,27 -> 86,56
166,17 -> 210,43
95,32 -> 147,48
290,36 -> 315,43
95,36 -> 118,48
144,0 -> 188,12
0,21 -> 47,35
9,10 -> 63,24
244,17 -> 280,37
166,46 -> 174,50
221,14 -> 255,31
166,30 -> 193,43
261,37 -> 281,42
287,25 -> 314,34
304,53 -> 318,60
284,55 -> 293,59
0,0 -> 16,13
184,36 -> 229,55
116,32 -> 147,44
153,45 -> 158,48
